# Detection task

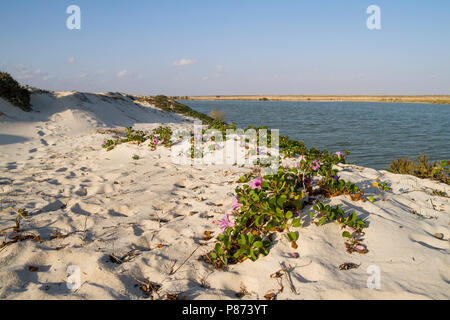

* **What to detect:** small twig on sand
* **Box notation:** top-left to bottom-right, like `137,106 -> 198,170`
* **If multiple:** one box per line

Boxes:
109,249 -> 141,264
169,246 -> 200,276
268,262 -> 297,298
279,262 -> 298,295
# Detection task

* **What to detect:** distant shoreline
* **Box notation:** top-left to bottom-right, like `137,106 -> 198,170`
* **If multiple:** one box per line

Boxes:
179,95 -> 450,104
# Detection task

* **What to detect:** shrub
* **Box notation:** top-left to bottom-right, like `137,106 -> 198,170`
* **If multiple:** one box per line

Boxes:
208,109 -> 226,121
388,155 -> 449,185
0,72 -> 31,111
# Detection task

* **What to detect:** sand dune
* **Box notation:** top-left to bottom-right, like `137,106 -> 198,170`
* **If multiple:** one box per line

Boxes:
0,92 -> 448,300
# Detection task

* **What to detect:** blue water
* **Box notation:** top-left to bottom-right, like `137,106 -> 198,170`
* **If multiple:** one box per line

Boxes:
180,100 -> 450,170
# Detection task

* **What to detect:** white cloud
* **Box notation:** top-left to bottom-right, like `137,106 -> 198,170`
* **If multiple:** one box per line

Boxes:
216,65 -> 223,72
117,69 -> 128,78
68,57 -> 75,64
202,76 -> 209,81
79,73 -> 87,79
42,74 -> 54,81
173,58 -> 197,67
13,65 -> 52,82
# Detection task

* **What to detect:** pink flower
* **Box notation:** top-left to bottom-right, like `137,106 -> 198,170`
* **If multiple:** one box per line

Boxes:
153,138 -> 158,144
248,177 -> 262,190
354,244 -> 365,251
232,196 -> 243,210
161,139 -> 165,144
346,226 -> 356,233
290,252 -> 299,258
310,160 -> 320,171
335,152 -> 344,158
220,214 -> 234,232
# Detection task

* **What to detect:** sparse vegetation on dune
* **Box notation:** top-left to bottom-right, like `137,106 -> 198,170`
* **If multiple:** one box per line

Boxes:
102,126 -> 173,151
0,72 -> 31,111
135,95 -> 224,125
208,109 -> 226,121
388,155 -> 449,185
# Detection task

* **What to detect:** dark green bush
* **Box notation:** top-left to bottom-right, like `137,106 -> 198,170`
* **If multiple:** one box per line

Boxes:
0,72 -> 31,111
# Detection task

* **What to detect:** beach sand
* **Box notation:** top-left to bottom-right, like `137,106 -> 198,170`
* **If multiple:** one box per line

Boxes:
0,91 -> 448,300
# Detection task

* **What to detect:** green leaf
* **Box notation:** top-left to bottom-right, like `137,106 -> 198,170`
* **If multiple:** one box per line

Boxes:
318,217 -> 327,226
248,233 -> 255,245
342,231 -> 352,238
368,196 -> 375,203
261,181 -> 270,189
277,195 -> 287,207
292,218 -> 301,228
254,215 -> 264,227
238,235 -> 247,246
287,231 -> 298,242
285,211 -> 293,220
262,240 -> 271,248
253,241 -> 263,248
250,248 -> 258,261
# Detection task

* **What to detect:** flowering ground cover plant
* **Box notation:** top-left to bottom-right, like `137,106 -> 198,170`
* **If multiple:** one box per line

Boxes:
102,126 -> 173,151
205,150 -> 369,269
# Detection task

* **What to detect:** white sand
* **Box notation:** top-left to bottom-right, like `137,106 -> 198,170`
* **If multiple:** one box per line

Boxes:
0,92 -> 448,300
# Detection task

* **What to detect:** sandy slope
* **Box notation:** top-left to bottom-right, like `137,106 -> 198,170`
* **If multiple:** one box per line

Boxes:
0,92 -> 448,300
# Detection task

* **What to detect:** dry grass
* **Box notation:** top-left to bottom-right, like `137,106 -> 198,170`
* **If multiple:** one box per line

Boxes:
208,109 -> 226,121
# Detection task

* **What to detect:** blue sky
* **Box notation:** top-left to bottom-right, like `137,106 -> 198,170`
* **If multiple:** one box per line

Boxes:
1,0 -> 449,95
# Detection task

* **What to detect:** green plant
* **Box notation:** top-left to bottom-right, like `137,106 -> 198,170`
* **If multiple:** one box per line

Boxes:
432,189 -> 448,197
102,126 -> 173,151
206,158 -> 368,268
0,72 -> 31,111
388,155 -> 449,185
208,109 -> 226,121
